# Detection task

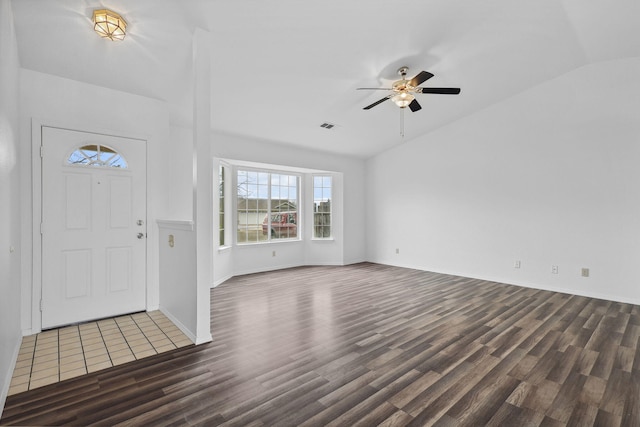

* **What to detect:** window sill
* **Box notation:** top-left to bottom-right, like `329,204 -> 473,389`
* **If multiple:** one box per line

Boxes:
311,238 -> 334,242
218,245 -> 231,253
236,239 -> 303,247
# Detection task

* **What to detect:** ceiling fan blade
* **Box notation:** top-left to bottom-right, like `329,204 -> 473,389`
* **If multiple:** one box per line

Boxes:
363,96 -> 391,110
408,99 -> 422,112
418,87 -> 461,95
409,71 -> 434,87
356,87 -> 391,90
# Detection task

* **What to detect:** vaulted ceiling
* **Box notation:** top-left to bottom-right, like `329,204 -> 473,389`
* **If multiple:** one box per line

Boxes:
10,0 -> 640,157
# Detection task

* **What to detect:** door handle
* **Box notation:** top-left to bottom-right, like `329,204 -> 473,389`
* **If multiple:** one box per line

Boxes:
137,233 -> 145,239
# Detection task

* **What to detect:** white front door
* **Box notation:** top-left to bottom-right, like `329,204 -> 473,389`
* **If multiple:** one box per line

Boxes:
41,126 -> 147,329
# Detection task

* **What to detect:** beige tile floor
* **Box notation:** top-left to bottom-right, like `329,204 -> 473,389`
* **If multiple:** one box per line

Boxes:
8,311 -> 193,396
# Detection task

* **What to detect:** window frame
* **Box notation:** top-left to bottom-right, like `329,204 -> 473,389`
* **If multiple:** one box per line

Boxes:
312,174 -> 333,240
235,167 -> 302,245
218,163 -> 230,249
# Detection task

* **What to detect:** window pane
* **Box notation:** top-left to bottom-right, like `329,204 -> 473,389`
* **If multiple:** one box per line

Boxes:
218,165 -> 225,246
270,173 -> 298,241
237,169 -> 298,243
238,170 -> 274,243
67,144 -> 127,168
313,175 -> 332,238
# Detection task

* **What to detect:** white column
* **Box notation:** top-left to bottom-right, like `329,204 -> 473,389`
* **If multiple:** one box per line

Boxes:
192,28 -> 213,344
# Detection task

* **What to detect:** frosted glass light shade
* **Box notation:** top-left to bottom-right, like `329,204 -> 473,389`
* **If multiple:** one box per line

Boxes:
93,9 -> 127,41
392,92 -> 414,108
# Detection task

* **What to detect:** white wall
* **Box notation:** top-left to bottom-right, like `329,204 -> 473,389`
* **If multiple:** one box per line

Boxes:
167,128 -> 367,284
0,0 -> 22,414
212,133 -> 365,277
366,58 -> 640,304
157,221 -> 197,341
167,125 -> 194,220
19,69 -> 174,334
212,131 -> 366,269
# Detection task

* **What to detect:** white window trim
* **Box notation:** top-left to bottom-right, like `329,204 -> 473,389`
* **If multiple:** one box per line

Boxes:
218,161 -> 231,250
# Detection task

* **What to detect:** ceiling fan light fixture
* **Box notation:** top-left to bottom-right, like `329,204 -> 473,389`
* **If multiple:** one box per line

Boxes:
92,9 -> 127,41
392,92 -> 414,108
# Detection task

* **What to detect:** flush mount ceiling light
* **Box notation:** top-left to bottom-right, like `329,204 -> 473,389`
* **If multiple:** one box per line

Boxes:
92,9 -> 127,41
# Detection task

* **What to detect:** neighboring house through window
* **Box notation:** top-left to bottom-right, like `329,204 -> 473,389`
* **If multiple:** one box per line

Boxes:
313,176 -> 332,238
236,169 -> 299,244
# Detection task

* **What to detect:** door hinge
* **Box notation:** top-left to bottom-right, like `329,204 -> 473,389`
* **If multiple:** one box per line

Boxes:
40,299 -> 43,312
40,146 -> 44,158
40,222 -> 44,234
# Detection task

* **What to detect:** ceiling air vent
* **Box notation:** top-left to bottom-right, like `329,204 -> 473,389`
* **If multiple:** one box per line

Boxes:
320,122 -> 335,130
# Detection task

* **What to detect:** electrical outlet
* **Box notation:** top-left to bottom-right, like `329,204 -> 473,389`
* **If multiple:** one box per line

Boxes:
395,248 -> 399,254
581,268 -> 589,277
551,265 -> 559,274
514,260 -> 521,269
272,250 -> 276,257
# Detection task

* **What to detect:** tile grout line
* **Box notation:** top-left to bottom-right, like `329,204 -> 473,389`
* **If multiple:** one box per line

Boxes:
56,329 -> 60,385
122,316 -> 139,359
110,316 -> 138,363
78,324 -> 91,377
130,313 -> 159,356
96,320 -> 116,368
116,314 -> 148,361
145,313 -> 178,350
59,325 -> 83,380
27,334 -> 37,391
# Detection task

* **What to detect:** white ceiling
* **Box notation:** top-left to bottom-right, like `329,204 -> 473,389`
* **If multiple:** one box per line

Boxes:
10,0 -> 640,158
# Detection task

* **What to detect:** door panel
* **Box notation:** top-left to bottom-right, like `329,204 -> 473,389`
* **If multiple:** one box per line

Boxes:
41,126 -> 147,329
109,177 -> 132,228
65,174 -> 92,229
106,247 -> 131,292
63,249 -> 91,298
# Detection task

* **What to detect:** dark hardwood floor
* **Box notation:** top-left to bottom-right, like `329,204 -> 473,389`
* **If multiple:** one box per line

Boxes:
2,263 -> 640,426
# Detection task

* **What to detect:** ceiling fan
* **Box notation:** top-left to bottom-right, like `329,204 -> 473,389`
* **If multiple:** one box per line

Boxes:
358,66 -> 461,112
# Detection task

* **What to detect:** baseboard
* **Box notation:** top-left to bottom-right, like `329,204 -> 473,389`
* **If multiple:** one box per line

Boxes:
377,260 -> 640,307
305,262 -> 344,267
0,337 -> 22,419
212,274 -> 233,288
497,278 -> 640,306
342,257 -> 367,266
233,262 -> 304,277
220,260 -> 363,285
194,332 -> 213,345
158,306 -> 197,344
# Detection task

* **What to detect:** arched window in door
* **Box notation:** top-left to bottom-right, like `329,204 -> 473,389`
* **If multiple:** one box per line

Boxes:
67,144 -> 128,168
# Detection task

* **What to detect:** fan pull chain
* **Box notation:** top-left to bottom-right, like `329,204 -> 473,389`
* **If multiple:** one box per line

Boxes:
400,108 -> 405,138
